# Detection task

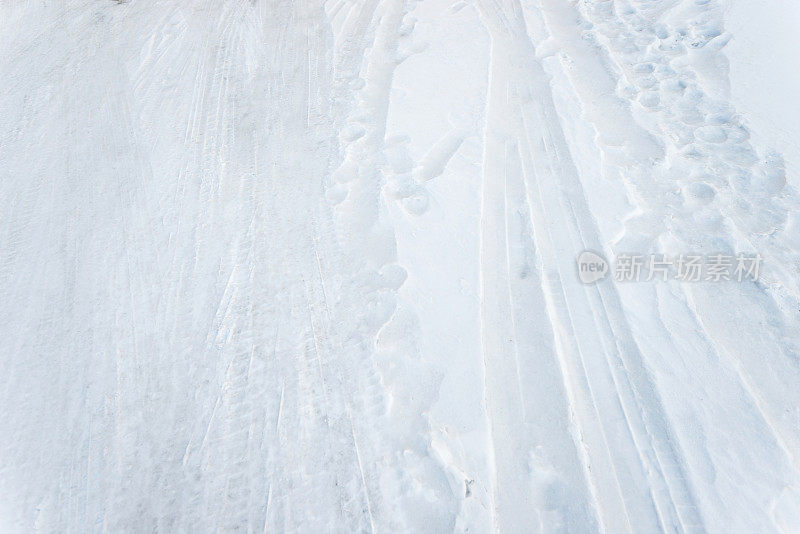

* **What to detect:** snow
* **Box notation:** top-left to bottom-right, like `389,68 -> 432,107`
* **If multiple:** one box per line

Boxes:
1,0 -> 799,532
724,0 -> 800,187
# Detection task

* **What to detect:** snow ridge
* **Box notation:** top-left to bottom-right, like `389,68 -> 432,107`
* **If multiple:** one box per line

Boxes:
1,0 -> 799,532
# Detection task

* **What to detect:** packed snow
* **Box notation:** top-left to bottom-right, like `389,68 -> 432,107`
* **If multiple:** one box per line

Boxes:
1,0 -> 799,532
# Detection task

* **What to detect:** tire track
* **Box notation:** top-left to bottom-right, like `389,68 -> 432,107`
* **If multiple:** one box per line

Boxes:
476,0 -> 705,531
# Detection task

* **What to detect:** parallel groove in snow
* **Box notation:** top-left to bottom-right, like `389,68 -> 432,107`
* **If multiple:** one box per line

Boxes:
1,0 -> 798,532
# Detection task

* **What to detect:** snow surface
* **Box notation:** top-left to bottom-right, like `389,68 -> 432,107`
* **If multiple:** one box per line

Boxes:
1,0 -> 799,532
724,0 -> 800,187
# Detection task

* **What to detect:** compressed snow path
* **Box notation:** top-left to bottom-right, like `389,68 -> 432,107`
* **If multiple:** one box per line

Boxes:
1,0 -> 799,532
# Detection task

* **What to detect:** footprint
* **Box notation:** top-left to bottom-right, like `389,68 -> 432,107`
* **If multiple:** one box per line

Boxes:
684,182 -> 716,205
695,125 -> 726,143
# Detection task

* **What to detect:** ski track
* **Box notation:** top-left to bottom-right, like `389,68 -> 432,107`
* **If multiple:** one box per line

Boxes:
1,0 -> 799,532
